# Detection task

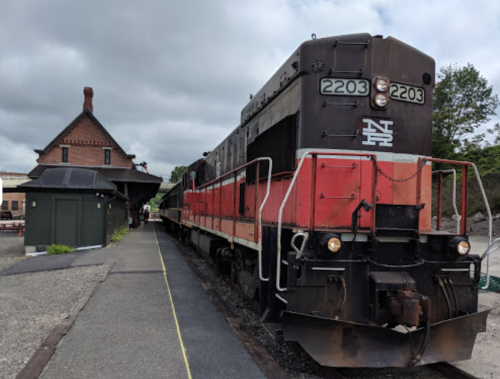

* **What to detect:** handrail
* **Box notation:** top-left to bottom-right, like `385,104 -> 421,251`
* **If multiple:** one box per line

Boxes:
196,158 -> 264,190
292,232 -> 309,260
424,159 -> 493,289
257,158 -> 273,282
481,237 -> 500,260
471,163 -> 493,289
276,151 -> 377,292
432,169 -> 459,233
418,158 -> 471,234
189,157 -> 273,282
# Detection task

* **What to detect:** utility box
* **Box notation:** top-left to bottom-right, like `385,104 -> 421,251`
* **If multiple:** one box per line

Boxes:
18,167 -> 128,253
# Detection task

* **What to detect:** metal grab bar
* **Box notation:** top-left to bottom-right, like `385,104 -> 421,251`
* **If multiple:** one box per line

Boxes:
257,157 -> 273,282
320,193 -> 356,200
426,160 -> 493,289
470,163 -> 493,290
291,232 -> 309,260
481,237 -> 500,260
432,169 -> 459,233
276,151 -> 377,292
321,162 -> 357,169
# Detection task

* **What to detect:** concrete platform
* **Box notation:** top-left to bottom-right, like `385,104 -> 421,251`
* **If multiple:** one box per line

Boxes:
39,223 -> 266,379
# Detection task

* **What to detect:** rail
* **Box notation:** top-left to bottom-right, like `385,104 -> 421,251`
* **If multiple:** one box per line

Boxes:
418,158 -> 493,289
276,151 -> 377,292
432,169 -> 459,233
189,157 -> 273,282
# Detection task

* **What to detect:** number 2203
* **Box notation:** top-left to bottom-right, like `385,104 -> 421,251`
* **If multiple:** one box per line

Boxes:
320,78 -> 369,96
389,83 -> 424,104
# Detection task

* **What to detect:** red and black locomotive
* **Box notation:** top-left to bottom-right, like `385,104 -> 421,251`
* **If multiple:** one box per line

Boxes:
160,33 -> 492,367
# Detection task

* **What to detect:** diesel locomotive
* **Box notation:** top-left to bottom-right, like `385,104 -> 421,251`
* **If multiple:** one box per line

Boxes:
160,33 -> 496,368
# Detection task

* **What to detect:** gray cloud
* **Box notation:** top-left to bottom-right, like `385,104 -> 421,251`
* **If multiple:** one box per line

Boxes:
1,0 -> 499,179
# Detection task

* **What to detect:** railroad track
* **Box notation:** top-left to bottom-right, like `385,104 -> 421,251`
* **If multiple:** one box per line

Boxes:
163,226 -> 483,379
428,362 -> 482,379
319,362 -> 482,379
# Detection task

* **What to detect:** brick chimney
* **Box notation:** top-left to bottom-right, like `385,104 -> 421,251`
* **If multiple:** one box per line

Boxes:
83,87 -> 94,112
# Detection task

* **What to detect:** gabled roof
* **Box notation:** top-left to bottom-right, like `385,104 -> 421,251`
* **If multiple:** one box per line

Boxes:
34,107 -> 136,160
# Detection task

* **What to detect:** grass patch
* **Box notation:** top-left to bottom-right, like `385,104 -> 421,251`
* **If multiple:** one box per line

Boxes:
111,227 -> 130,243
47,244 -> 76,255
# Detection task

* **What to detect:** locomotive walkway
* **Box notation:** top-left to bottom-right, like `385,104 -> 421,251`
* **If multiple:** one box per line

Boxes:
35,222 -> 266,379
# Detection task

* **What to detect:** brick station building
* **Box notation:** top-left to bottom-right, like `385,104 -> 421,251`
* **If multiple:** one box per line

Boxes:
28,87 -> 161,226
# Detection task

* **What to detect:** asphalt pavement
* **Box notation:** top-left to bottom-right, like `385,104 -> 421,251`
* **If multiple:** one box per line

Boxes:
37,222 -> 266,379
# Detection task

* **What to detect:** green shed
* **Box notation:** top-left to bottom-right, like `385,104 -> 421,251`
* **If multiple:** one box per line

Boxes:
18,167 -> 128,253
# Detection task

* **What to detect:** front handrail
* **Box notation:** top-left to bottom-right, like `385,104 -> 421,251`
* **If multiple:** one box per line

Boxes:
432,169 -> 459,233
422,158 -> 493,289
471,163 -> 493,289
276,151 -> 377,292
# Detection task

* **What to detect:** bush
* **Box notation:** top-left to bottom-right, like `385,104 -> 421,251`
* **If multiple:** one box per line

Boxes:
111,227 -> 130,243
47,244 -> 76,255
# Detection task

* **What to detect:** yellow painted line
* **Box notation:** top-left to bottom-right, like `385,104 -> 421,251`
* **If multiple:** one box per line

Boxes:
154,225 -> 193,379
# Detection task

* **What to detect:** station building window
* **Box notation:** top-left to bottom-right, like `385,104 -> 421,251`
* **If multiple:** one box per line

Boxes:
1,201 -> 8,211
62,147 -> 68,163
12,201 -> 18,211
104,150 -> 111,165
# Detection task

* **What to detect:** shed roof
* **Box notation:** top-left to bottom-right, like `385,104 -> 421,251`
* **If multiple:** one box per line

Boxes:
19,167 -> 120,193
28,164 -> 162,184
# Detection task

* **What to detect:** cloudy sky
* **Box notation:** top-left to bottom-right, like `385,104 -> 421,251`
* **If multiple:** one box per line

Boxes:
1,0 -> 499,180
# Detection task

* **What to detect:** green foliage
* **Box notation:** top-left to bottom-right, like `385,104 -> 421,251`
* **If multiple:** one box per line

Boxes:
170,166 -> 186,183
148,193 -> 162,211
433,64 -> 499,161
111,227 -> 130,243
47,244 -> 76,255
432,172 -> 500,217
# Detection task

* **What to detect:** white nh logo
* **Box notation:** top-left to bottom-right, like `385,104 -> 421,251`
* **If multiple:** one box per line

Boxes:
361,118 -> 393,147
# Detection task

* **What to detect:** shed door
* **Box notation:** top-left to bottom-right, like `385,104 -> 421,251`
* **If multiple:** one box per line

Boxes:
55,199 -> 79,246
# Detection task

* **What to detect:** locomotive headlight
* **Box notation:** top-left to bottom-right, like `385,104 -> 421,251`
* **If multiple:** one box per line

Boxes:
457,240 -> 471,255
374,93 -> 389,107
449,237 -> 470,255
375,77 -> 390,92
328,237 -> 342,253
320,233 -> 342,253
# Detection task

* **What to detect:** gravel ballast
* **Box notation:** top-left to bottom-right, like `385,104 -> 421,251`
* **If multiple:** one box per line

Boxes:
0,265 -> 103,379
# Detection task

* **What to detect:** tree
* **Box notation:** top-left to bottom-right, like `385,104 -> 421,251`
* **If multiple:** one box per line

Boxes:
148,193 -> 163,211
432,64 -> 499,160
170,166 -> 186,183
